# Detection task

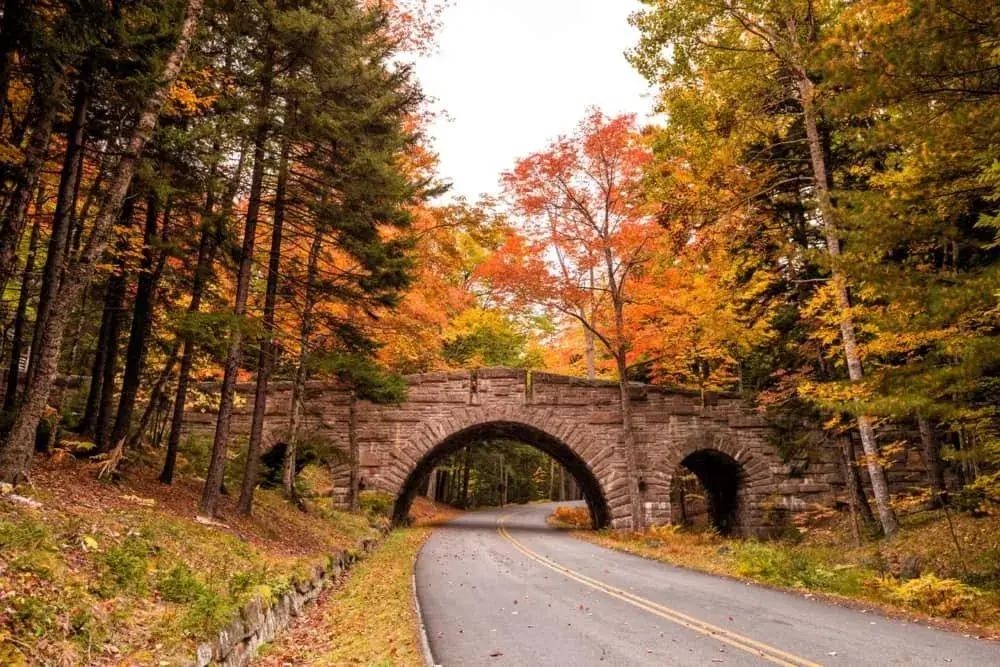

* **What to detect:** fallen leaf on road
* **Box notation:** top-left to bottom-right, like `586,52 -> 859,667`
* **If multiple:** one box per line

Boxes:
489,651 -> 503,657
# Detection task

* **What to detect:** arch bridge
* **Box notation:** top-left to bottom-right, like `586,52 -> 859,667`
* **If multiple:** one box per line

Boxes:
183,368 -> 832,535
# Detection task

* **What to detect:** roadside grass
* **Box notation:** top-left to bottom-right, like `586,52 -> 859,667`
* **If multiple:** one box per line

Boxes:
258,497 -> 456,666
567,508 -> 1000,637
0,455 -> 380,666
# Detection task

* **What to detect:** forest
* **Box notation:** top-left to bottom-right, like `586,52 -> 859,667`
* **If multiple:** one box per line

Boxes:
0,0 -> 1000,663
0,0 -> 998,544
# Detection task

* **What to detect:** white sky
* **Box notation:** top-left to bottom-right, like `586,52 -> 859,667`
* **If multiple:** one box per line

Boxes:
413,0 -> 655,201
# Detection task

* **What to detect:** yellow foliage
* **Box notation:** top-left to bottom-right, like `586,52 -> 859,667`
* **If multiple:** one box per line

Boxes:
880,574 -> 982,618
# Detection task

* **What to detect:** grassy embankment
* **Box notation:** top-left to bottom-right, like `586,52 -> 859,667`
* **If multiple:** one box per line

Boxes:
550,505 -> 1000,638
0,455 -> 380,665
258,496 -> 460,666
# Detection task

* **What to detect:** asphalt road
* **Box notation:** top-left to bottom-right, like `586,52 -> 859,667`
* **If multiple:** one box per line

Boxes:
414,501 -> 1000,666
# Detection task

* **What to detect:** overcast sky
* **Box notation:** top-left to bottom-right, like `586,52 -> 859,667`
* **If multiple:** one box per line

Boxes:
412,0 -> 655,201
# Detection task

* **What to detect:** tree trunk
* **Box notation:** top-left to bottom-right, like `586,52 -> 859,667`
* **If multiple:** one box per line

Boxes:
677,480 -> 688,525
440,470 -> 451,505
584,327 -> 596,381
426,468 -> 438,501
461,446 -> 471,508
92,201 -> 136,453
918,415 -> 946,505
161,143 -> 239,485
558,465 -> 566,502
584,269 -> 597,380
500,453 -> 508,507
0,0 -> 31,134
0,77 -> 61,296
616,351 -> 644,530
347,393 -> 360,511
3,196 -> 42,411
548,458 -> 556,500
79,282 -> 112,437
838,436 -> 878,541
109,191 -> 168,450
0,0 -> 205,485
24,70 -> 90,386
159,338 -> 195,486
283,217 -> 322,499
796,72 -> 899,536
200,44 -> 273,517
238,123 -> 290,515
93,262 -> 127,452
128,344 -> 178,449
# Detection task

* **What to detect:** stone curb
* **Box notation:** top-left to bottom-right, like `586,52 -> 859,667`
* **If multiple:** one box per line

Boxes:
188,530 -> 386,667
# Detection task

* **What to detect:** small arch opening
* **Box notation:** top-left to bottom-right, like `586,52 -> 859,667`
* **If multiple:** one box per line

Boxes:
670,449 -> 743,535
392,421 -> 610,529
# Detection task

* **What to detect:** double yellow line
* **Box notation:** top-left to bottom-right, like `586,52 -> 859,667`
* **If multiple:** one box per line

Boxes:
497,514 -> 821,667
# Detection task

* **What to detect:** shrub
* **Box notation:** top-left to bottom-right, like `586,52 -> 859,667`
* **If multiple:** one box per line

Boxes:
94,535 -> 152,598
1,519 -> 60,579
883,574 -> 982,618
69,607 -> 107,648
550,506 -> 592,529
731,542 -> 868,595
360,491 -> 395,518
12,596 -> 55,636
181,589 -> 236,636
156,563 -> 206,603
0,519 -> 51,550
732,541 -> 808,585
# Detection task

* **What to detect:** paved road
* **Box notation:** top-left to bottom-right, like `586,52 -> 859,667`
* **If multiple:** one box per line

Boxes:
414,502 -> 999,666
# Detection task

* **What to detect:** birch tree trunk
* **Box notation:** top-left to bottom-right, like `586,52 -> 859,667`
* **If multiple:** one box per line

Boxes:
796,72 -> 899,536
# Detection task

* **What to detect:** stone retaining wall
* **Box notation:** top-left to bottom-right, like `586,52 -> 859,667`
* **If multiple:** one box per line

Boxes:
189,536 -> 380,667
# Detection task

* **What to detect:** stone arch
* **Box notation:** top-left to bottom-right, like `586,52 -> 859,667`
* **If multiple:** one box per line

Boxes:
384,406 -> 625,528
655,426 -> 778,536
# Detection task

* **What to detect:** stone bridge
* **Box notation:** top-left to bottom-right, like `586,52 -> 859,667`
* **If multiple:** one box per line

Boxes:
182,368 -> 835,535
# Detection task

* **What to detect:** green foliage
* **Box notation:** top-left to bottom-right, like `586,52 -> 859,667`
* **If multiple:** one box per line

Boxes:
11,596 -> 56,637
732,542 -> 869,597
156,563 -> 206,603
311,352 -> 407,405
94,534 -> 153,598
181,588 -> 237,636
1,519 -> 61,578
0,518 -> 52,550
359,491 -> 395,518
435,440 -> 561,508
442,307 -> 544,369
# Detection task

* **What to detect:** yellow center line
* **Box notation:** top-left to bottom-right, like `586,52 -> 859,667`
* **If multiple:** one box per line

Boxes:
497,513 -> 822,667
